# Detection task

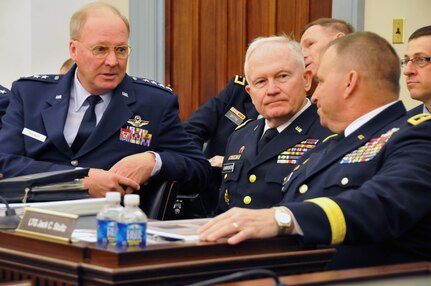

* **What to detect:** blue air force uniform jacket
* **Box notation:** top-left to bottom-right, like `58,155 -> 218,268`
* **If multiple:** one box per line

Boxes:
279,101 -> 431,268
218,104 -> 331,212
0,66 -> 210,189
184,75 -> 258,158
0,85 -> 10,129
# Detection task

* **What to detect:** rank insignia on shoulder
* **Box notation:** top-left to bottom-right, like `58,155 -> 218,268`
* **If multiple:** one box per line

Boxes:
132,77 -> 173,92
19,74 -> 61,83
234,75 -> 246,86
127,115 -> 149,127
235,119 -> 252,130
407,113 -> 431,125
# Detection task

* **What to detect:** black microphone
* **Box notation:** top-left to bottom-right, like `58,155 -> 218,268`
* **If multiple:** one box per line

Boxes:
186,269 -> 286,286
0,195 -> 21,229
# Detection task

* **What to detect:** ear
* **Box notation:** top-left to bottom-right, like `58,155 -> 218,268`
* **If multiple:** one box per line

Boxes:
245,85 -> 255,104
344,70 -> 358,98
69,40 -> 77,61
303,70 -> 313,92
334,32 -> 346,39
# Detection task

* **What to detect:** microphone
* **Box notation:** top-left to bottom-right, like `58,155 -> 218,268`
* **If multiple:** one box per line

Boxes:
0,195 -> 21,229
186,269 -> 286,286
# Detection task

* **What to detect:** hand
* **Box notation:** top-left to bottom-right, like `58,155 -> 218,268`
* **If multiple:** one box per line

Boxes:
109,152 -> 156,193
198,207 -> 279,245
208,155 -> 224,168
83,168 -> 141,197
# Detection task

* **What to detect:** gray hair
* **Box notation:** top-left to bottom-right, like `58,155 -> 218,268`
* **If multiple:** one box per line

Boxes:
244,35 -> 304,81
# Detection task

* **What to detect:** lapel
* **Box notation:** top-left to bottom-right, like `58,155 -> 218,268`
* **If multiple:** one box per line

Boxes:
74,75 -> 136,157
304,101 -> 407,178
252,105 -> 320,167
41,70 -> 75,157
242,120 -> 263,164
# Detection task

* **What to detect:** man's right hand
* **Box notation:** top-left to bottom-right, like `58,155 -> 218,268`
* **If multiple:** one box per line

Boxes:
83,168 -> 141,198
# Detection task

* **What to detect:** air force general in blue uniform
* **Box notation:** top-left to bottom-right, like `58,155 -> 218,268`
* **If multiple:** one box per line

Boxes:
218,102 -> 330,212
0,66 -> 210,189
280,101 -> 431,268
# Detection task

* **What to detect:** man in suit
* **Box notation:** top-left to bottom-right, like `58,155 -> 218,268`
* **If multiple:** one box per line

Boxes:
199,32 -> 431,269
403,25 -> 431,115
0,2 -> 210,197
0,85 -> 10,130
217,36 -> 330,212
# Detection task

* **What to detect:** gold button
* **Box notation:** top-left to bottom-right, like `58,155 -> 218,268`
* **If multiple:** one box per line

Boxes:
243,196 -> 252,205
224,174 -> 227,180
249,174 -> 257,183
299,184 -> 308,194
341,177 -> 349,185
70,160 -> 78,166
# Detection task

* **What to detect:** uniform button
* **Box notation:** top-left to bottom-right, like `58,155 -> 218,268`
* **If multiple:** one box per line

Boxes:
299,184 -> 308,194
249,174 -> 257,183
341,177 -> 349,185
243,196 -> 252,205
70,160 -> 78,167
224,174 -> 228,180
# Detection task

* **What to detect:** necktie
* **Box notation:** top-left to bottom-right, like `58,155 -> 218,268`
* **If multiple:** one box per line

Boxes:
71,95 -> 101,153
257,128 -> 279,154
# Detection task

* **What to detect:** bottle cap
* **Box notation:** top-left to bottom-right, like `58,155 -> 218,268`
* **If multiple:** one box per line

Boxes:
105,191 -> 121,202
124,194 -> 140,206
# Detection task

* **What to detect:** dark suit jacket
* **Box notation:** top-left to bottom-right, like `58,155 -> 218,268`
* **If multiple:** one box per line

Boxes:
0,84 -> 10,129
0,66 -> 210,189
406,103 -> 426,116
218,104 -> 330,212
280,101 -> 431,269
184,75 -> 258,158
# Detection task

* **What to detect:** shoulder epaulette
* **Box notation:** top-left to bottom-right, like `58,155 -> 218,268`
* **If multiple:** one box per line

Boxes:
234,75 -> 246,86
322,133 -> 339,143
131,77 -> 173,93
235,119 -> 253,130
407,113 -> 431,125
18,74 -> 62,83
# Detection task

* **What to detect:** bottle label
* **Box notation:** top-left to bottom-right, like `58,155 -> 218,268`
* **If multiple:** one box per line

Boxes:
117,222 -> 146,247
97,219 -> 118,244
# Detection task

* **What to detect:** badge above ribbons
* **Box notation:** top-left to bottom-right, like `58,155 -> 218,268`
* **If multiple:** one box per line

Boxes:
120,115 -> 152,146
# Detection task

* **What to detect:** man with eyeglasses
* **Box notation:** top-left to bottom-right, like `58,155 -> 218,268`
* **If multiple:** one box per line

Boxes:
0,84 -> 10,130
0,2 -> 210,198
403,25 -> 431,115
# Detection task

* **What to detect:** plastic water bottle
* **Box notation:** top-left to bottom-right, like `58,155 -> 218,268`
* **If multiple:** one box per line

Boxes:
96,192 -> 123,244
116,194 -> 148,247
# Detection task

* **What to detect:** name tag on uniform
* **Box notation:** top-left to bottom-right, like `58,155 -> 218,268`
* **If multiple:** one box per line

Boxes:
222,163 -> 235,173
22,128 -> 46,142
225,107 -> 246,126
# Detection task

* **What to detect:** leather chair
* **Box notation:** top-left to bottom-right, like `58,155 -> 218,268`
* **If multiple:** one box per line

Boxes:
139,180 -> 178,220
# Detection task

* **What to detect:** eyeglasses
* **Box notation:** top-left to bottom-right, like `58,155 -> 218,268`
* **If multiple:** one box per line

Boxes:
76,41 -> 131,59
400,56 -> 431,68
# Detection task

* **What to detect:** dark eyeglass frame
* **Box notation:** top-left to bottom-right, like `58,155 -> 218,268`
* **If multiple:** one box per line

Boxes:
400,56 -> 431,68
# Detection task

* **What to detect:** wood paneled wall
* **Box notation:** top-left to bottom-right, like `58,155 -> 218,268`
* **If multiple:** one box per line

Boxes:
165,0 -> 332,121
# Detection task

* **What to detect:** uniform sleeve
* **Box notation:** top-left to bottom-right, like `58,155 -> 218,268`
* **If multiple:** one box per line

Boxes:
285,121 -> 431,246
183,78 -> 235,149
0,85 -> 11,129
154,93 -> 211,191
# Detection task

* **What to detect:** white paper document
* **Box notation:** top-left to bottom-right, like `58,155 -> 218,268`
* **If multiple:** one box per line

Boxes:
147,218 -> 211,242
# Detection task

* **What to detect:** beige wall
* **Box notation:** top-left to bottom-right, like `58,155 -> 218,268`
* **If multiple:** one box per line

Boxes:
364,0 -> 431,110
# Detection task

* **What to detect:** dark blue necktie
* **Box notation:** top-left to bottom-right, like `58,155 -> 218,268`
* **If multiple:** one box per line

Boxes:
71,95 -> 101,153
257,128 -> 278,154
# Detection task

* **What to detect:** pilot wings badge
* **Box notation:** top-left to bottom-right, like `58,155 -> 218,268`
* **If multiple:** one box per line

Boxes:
127,115 -> 149,127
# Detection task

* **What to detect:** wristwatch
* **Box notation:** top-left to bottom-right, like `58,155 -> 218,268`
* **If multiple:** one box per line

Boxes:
273,207 -> 292,235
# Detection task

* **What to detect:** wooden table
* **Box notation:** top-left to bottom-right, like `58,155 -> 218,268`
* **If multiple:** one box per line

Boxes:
0,231 -> 335,286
